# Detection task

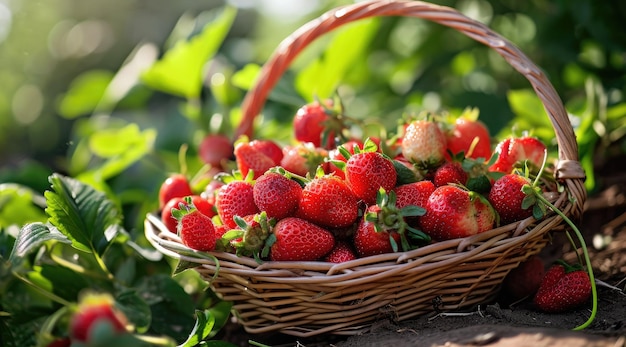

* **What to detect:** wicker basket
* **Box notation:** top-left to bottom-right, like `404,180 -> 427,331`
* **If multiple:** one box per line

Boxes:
145,0 -> 587,337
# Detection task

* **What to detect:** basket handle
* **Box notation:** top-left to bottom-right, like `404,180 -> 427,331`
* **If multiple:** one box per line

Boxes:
237,0 -> 586,217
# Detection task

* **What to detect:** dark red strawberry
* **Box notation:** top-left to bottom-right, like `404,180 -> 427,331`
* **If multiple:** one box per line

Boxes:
198,134 -> 234,169
393,181 -> 435,210
161,197 -> 186,233
69,293 -> 128,342
158,174 -> 193,208
269,217 -> 335,261
253,171 -> 302,220
433,161 -> 469,187
215,174 -> 259,229
234,141 -> 276,179
353,210 -> 401,257
324,240 -> 357,263
297,175 -> 359,229
172,198 -> 217,251
502,255 -> 545,300
488,173 -> 537,225
445,114 -> 492,160
534,262 -> 592,313
401,119 -> 447,169
419,185 -> 495,240
342,140 -> 397,205
249,139 -> 283,165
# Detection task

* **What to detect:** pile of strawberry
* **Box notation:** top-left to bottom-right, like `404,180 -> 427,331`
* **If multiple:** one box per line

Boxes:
159,101 -> 553,264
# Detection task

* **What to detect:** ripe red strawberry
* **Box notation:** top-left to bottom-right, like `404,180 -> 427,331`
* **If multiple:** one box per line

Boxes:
173,198 -> 217,251
269,217 -> 335,261
446,116 -> 492,160
293,100 -> 336,148
534,262 -> 592,313
198,134 -> 234,168
488,173 -> 536,225
253,172 -> 302,220
325,140 -> 364,178
280,143 -> 329,177
489,136 -> 547,174
393,181 -> 435,210
419,185 -> 495,240
433,161 -> 469,187
502,255 -> 545,300
69,293 -> 128,342
343,141 -> 397,205
234,141 -> 276,179
191,194 -> 216,218
249,139 -> 283,165
353,209 -> 401,257
297,175 -> 359,229
158,174 -> 193,208
215,176 -> 259,229
401,119 -> 447,169
324,240 -> 357,263
161,196 -> 186,233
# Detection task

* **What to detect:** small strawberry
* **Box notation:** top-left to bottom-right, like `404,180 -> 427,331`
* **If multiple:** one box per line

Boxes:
489,136 -> 547,174
215,172 -> 260,229
419,185 -> 495,240
269,217 -> 335,261
158,174 -> 193,208
161,196 -> 186,233
445,109 -> 492,160
191,194 -> 216,218
339,139 -> 397,205
324,240 -> 357,263
325,139 -> 364,179
393,180 -> 435,227
280,143 -> 329,177
249,139 -> 284,165
297,174 -> 359,229
69,292 -> 128,343
172,197 -> 217,251
432,161 -> 468,187
253,171 -> 302,220
293,100 -> 334,148
502,255 -> 545,300
401,118 -> 447,169
353,215 -> 399,257
234,140 -> 276,179
198,134 -> 234,169
534,261 -> 592,313
488,173 -> 540,225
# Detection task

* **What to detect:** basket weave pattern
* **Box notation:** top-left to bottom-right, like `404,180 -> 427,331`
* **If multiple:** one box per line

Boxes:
145,0 -> 587,337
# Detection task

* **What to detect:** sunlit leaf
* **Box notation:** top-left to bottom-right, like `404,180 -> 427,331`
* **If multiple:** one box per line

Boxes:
0,184 -> 47,227
44,174 -> 121,255
57,70 -> 114,119
231,63 -> 261,91
8,223 -> 70,267
295,18 -> 379,101
178,309 -> 216,347
141,6 -> 237,99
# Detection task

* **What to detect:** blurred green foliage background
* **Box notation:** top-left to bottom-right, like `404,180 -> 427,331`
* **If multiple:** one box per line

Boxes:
1,0 -> 625,228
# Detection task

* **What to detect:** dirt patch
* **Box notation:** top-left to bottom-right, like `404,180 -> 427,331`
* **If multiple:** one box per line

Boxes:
216,182 -> 626,347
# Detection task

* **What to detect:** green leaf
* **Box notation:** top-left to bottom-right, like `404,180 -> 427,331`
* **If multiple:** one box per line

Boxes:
44,174 -> 121,255
178,309 -> 216,347
27,264 -> 89,301
504,89 -> 554,141
116,290 -> 152,333
0,184 -> 48,227
78,124 -> 156,183
141,6 -> 237,99
295,17 -> 379,100
231,63 -> 261,91
57,70 -> 114,119
8,223 -> 70,267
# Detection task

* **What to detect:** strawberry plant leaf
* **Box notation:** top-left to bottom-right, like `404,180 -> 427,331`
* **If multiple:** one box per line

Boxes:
178,309 -> 216,347
116,289 -> 152,333
141,6 -> 237,99
8,223 -> 70,267
399,205 -> 426,217
44,173 -> 121,255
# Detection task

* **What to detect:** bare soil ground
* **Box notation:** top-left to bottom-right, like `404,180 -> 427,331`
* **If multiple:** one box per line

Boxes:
216,172 -> 626,347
